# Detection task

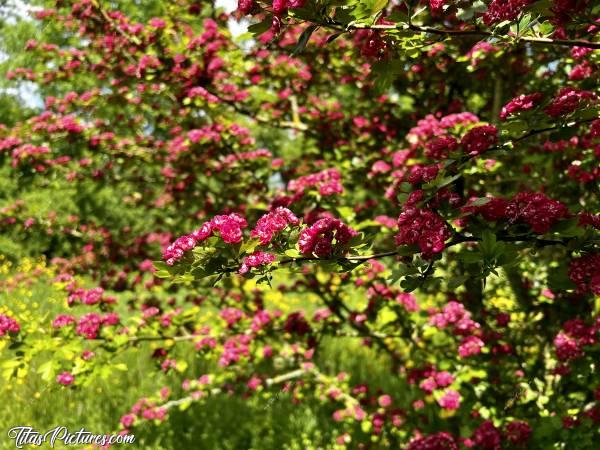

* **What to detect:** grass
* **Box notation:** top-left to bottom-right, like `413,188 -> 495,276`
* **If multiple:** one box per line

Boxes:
0,257 -> 412,449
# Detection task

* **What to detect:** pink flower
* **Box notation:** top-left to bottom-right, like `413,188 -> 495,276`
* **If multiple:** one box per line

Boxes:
434,371 -> 455,388
437,389 -> 461,410
251,207 -> 299,245
483,0 -> 531,26
56,371 -> 74,386
247,376 -> 261,390
163,213 -> 247,265
396,207 -> 450,257
406,432 -> 458,450
149,18 -> 166,28
76,313 -> 102,339
472,420 -> 501,449
0,314 -> 20,336
239,251 -> 276,274
120,414 -> 135,427
288,168 -> 343,197
378,395 -> 392,407
505,420 -> 532,446
298,217 -> 357,257
458,336 -> 485,357
461,125 -> 498,156
220,307 -> 244,326
544,87 -> 597,117
238,0 -> 255,15
500,93 -> 543,120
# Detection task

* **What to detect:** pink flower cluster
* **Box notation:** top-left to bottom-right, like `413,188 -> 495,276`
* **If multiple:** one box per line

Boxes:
220,307 -> 245,327
544,87 -> 597,117
461,125 -> 498,156
56,371 -> 74,386
425,136 -> 458,160
483,0 -> 531,26
458,335 -> 485,358
163,213 -> 247,265
67,286 -> 115,306
419,369 -> 455,394
122,398 -> 167,428
239,251 -> 276,274
287,168 -> 343,197
219,334 -> 252,366
506,192 -> 568,233
578,212 -> 600,230
61,312 -> 120,339
466,192 -> 568,233
407,112 -> 480,150
367,284 -> 419,312
217,149 -> 272,169
568,253 -> 600,295
251,207 -> 299,245
0,314 -> 20,336
505,420 -> 532,446
51,314 -> 76,328
298,217 -> 357,257
284,312 -> 312,335
472,420 -> 502,449
554,319 -> 598,361
429,0 -> 446,13
238,0 -> 255,14
395,207 -> 451,257
437,389 -> 462,410
500,93 -> 544,120
430,301 -> 481,335
407,164 -> 440,185
272,0 -> 305,15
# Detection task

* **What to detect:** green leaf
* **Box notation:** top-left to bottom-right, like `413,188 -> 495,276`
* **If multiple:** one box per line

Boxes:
456,0 -> 487,21
239,238 -> 261,255
37,360 -> 55,382
349,0 -> 389,21
371,59 -> 403,94
292,25 -> 318,56
469,197 -> 491,207
547,265 -> 577,291
248,18 -> 271,37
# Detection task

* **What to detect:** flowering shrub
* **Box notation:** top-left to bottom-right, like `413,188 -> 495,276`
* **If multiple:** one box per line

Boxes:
0,0 -> 599,448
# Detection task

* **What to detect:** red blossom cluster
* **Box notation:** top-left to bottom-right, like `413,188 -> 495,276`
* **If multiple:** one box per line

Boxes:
396,207 -> 451,257
461,125 -> 498,156
465,192 -> 569,233
67,285 -> 115,306
500,93 -> 544,120
163,213 -> 248,265
544,87 -> 597,117
287,168 -> 344,197
239,251 -> 276,274
251,207 -> 299,245
429,301 -> 484,358
0,314 -> 20,336
483,0 -> 531,26
568,253 -> 600,295
406,432 -> 458,450
425,136 -> 458,160
553,318 -> 598,361
52,312 -> 119,340
298,217 -> 357,257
